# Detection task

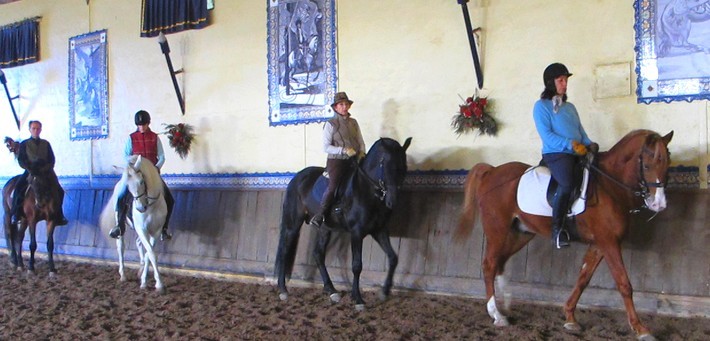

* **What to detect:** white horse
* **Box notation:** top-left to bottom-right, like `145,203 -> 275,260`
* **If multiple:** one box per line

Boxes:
99,155 -> 167,293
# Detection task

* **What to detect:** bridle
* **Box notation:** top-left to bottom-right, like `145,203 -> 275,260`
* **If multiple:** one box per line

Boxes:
132,171 -> 161,209
588,143 -> 668,215
358,156 -> 389,201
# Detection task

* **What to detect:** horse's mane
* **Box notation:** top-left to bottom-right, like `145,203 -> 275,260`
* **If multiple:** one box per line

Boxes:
607,129 -> 658,153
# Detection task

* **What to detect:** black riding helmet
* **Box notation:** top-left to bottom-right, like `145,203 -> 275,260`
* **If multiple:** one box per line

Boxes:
135,110 -> 151,125
543,63 -> 573,89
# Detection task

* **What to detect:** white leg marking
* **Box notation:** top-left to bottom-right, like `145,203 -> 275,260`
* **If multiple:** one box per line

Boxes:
487,296 -> 510,327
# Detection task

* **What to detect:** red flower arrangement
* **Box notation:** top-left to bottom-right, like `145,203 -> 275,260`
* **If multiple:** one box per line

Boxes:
451,95 -> 498,136
163,123 -> 195,159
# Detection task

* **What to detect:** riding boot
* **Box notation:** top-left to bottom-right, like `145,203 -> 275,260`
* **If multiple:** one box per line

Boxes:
10,192 -> 24,225
160,184 -> 174,241
551,190 -> 572,249
110,194 -> 129,239
310,198 -> 332,228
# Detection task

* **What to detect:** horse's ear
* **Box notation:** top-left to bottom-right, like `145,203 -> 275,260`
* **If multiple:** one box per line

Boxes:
662,131 -> 674,145
402,137 -> 412,151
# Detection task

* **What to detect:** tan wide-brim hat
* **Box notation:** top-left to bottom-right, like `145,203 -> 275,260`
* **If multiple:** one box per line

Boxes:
331,92 -> 354,107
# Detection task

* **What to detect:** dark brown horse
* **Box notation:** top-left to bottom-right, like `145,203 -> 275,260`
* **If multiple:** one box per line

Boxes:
2,171 -> 65,276
455,129 -> 673,341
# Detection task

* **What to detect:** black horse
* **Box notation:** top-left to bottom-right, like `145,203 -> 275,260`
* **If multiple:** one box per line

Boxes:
275,137 -> 412,310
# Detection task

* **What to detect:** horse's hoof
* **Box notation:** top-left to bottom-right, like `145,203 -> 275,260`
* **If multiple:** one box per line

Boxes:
638,334 -> 656,341
15,266 -> 23,272
119,276 -> 126,282
48,272 -> 57,279
354,304 -> 366,312
140,284 -> 147,289
493,317 -> 509,327
279,293 -> 288,301
156,286 -> 166,294
378,291 -> 389,302
329,293 -> 341,303
563,322 -> 582,332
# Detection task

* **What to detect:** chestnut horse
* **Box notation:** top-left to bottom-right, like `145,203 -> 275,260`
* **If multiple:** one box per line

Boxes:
455,130 -> 673,341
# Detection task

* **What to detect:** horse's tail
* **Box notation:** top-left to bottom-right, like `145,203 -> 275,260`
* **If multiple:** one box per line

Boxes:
454,163 -> 493,242
99,173 -> 126,238
274,178 -> 304,280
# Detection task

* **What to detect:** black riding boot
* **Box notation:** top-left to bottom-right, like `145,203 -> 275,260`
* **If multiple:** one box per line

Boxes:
160,184 -> 174,241
310,197 -> 332,228
551,190 -> 572,249
11,191 -> 25,225
109,192 -> 129,239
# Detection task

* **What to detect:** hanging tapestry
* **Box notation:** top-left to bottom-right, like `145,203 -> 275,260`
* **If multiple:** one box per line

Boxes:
69,30 -> 109,141
267,0 -> 337,126
141,0 -> 210,37
0,17 -> 40,68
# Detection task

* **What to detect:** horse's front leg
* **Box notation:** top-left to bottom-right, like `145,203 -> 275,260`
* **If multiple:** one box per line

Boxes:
144,236 -> 164,293
602,242 -> 654,340
350,235 -> 365,311
372,228 -> 398,300
46,224 -> 57,277
13,222 -> 27,271
27,223 -> 37,272
564,246 -> 604,331
116,236 -> 126,281
312,228 -> 339,303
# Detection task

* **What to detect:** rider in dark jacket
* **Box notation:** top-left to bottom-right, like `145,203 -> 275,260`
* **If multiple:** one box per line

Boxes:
11,120 -> 68,226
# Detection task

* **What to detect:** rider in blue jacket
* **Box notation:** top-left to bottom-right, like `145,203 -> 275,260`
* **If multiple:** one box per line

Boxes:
533,63 -> 596,249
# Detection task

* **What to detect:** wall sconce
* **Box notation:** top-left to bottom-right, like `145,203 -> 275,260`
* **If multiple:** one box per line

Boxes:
456,0 -> 484,89
158,32 -> 185,115
0,68 -> 21,130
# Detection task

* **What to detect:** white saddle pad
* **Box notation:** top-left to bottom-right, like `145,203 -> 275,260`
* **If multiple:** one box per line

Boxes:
516,166 -> 589,217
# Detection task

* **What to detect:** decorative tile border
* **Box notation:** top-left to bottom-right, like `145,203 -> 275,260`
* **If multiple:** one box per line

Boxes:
1,166 -> 697,191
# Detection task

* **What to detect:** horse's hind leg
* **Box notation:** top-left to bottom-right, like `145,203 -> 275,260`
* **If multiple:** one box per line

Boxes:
563,245 -> 604,331
275,210 -> 305,301
372,228 -> 398,301
312,228 -> 340,303
482,217 -> 534,327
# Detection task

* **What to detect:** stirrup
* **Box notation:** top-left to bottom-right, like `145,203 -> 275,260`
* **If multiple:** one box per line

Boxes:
553,229 -> 571,249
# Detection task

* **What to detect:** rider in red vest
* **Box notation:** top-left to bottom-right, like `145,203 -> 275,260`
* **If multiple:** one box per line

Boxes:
109,110 -> 174,241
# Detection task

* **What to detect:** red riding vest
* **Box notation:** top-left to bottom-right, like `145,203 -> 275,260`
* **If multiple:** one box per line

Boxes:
130,130 -> 159,166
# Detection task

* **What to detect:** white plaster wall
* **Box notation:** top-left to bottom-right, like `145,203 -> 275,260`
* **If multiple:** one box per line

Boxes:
0,0 -> 707,178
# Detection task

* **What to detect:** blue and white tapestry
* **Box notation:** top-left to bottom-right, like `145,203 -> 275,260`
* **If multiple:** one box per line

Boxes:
634,0 -> 710,103
267,0 -> 337,126
69,30 -> 109,140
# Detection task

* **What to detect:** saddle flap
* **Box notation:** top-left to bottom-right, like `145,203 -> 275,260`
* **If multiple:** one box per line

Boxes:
517,166 -> 590,217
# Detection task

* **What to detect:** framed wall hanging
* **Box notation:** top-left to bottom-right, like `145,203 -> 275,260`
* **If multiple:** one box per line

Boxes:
69,30 -> 109,140
267,0 -> 337,126
634,0 -> 710,104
